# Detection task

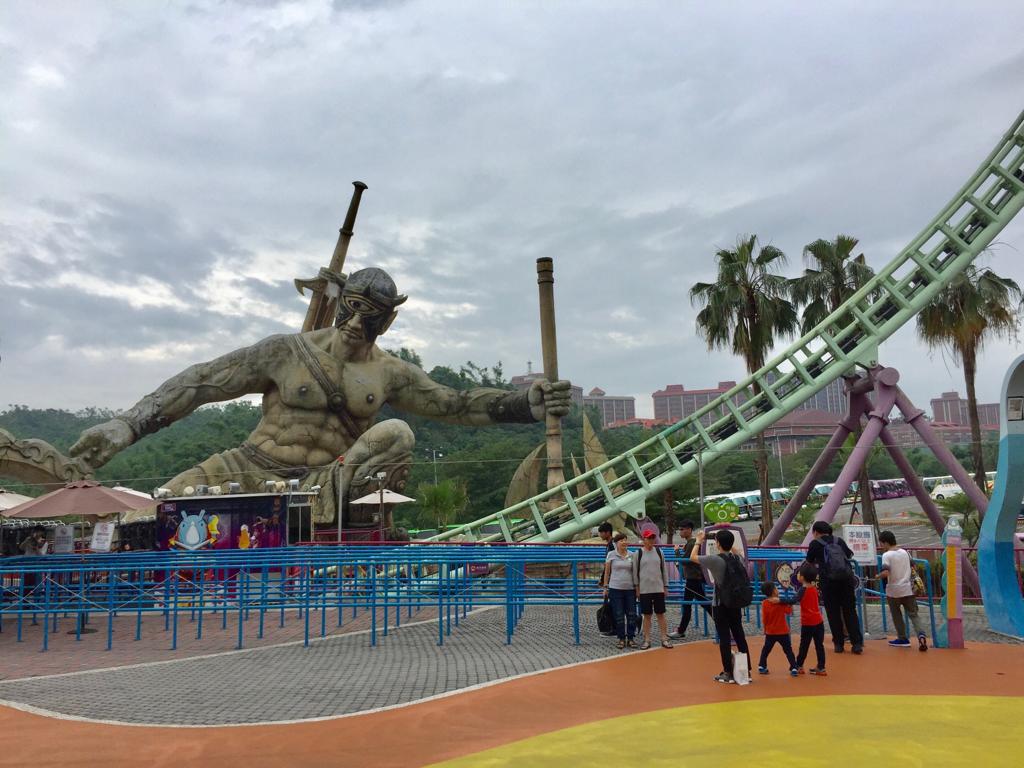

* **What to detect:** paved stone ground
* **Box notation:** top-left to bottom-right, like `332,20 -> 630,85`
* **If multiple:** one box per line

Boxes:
0,601 -> 1018,726
0,601 -> 438,680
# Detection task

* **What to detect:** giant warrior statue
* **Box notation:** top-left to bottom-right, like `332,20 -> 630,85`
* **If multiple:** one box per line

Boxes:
68,266 -> 572,533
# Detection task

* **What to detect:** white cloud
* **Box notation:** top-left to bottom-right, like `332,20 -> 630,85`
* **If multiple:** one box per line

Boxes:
24,63 -> 65,89
1,0 -> 1023,427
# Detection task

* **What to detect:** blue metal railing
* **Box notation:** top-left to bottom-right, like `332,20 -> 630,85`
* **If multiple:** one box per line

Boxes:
2,545 -> 884,654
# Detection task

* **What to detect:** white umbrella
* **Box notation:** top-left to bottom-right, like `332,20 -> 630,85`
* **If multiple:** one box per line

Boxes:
350,488 -> 417,505
0,489 -> 34,511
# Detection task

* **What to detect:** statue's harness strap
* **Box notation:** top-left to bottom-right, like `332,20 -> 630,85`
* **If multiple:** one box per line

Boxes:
288,335 -> 363,444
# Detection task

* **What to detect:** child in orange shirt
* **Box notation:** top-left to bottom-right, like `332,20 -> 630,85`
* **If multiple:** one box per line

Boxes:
774,563 -> 827,676
758,581 -> 798,676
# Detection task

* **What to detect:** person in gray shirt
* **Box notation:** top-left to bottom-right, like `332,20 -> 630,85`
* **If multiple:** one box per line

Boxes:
692,528 -> 752,684
602,533 -> 638,649
633,528 -> 672,649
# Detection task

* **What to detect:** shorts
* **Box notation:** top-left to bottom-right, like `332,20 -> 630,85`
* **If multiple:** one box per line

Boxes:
638,593 -> 666,615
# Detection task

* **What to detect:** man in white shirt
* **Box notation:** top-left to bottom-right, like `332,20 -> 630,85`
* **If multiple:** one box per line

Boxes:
878,530 -> 928,651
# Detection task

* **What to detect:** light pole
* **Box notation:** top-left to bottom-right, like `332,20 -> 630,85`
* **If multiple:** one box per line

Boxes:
426,448 -> 443,485
775,439 -> 785,487
369,471 -> 387,532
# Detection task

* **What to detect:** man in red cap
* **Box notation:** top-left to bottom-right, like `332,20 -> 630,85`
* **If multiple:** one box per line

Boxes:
633,528 -> 673,649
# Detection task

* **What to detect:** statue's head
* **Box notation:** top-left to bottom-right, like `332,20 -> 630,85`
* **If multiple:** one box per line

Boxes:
335,267 -> 408,342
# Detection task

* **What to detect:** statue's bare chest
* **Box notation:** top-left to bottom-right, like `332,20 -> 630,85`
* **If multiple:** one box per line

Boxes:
277,356 -> 385,420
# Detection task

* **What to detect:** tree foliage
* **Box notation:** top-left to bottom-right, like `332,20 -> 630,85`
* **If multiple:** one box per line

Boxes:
918,266 -> 1022,495
690,234 -> 799,539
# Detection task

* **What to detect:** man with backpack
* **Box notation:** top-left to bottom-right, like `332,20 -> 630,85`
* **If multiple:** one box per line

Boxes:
692,528 -> 753,684
806,521 -> 864,654
633,528 -> 673,649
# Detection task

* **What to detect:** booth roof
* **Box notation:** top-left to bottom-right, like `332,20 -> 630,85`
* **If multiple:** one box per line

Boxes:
0,480 -> 156,519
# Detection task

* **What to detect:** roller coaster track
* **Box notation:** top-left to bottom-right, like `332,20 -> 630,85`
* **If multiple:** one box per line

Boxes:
431,110 -> 1024,545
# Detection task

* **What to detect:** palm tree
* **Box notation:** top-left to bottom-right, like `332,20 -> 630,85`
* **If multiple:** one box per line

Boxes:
690,235 -> 799,540
417,478 -> 469,531
790,235 -> 876,334
790,234 -> 878,527
918,266 -> 1023,498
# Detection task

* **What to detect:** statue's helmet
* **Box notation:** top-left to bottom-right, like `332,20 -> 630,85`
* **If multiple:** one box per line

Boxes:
335,267 -> 408,341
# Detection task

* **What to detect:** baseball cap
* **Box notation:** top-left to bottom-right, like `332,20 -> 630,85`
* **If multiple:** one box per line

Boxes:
641,529 -> 656,538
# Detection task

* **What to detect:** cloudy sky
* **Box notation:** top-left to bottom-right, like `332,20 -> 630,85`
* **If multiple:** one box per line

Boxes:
2,1 -> 1023,421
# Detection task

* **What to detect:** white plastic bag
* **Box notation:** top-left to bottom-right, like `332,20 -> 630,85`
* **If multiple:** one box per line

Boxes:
732,652 -> 750,686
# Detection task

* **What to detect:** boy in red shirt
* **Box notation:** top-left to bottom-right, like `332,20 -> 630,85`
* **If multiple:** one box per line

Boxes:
773,563 -> 827,676
758,582 -> 798,676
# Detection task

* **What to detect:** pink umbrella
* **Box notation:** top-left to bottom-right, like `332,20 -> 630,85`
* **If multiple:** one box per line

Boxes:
0,480 -> 154,519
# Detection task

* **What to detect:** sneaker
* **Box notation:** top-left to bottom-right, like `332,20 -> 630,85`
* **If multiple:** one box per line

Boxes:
789,667 -> 800,677
918,634 -> 928,652
757,666 -> 769,675
668,631 -> 684,640
600,630 -> 616,637
795,667 -> 805,675
888,638 -> 911,648
809,667 -> 827,676
713,673 -> 735,684
851,645 -> 864,655
833,645 -> 845,654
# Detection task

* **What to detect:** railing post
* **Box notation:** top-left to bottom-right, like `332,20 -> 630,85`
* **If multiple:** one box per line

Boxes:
572,560 -> 580,645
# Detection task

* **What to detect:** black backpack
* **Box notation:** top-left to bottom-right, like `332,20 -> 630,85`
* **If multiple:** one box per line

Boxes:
635,546 -> 665,587
718,552 -> 753,608
822,538 -> 854,582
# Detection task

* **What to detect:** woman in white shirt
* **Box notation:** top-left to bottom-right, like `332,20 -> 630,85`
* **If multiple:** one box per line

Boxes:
602,533 -> 638,649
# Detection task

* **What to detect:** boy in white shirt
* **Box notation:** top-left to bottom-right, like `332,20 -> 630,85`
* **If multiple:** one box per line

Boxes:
878,530 -> 928,651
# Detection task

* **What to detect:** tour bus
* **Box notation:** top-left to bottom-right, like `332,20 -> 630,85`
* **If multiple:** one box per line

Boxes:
923,471 -> 996,494
770,487 -> 792,503
737,492 -> 763,520
812,483 -> 834,498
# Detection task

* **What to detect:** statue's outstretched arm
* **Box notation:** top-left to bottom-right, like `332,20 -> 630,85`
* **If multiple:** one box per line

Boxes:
388,360 -> 572,426
70,335 -> 283,468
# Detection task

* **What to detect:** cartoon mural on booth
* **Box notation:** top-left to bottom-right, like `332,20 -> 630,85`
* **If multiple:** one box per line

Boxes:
156,496 -> 288,551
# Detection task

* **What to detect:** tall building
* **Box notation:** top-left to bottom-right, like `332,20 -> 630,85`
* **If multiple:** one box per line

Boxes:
651,375 -> 847,426
510,363 -> 584,406
583,387 -> 636,428
652,382 -> 738,425
930,391 -> 999,427
887,418 -> 998,449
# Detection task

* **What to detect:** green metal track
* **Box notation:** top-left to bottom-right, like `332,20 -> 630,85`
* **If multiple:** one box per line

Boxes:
430,109 -> 1024,545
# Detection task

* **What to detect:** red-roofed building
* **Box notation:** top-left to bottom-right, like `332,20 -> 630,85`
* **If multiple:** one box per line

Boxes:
583,387 -> 636,427
606,417 -> 672,430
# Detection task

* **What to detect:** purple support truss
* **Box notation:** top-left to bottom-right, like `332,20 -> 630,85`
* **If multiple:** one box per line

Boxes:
764,365 -> 984,595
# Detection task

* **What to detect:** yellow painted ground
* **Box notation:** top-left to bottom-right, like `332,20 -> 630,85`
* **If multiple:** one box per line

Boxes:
430,695 -> 1024,767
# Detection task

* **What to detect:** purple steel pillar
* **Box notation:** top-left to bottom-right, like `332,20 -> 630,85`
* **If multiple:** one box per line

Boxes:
895,391 -> 990,517
888,395 -> 982,597
802,369 -> 900,546
879,426 -> 948,532
763,414 -> 858,545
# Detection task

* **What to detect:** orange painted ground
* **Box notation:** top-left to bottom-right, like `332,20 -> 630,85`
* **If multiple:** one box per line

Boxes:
1,640 -> 1021,768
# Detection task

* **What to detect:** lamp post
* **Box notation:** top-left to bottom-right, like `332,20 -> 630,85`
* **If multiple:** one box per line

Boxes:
426,448 -> 443,485
367,471 -> 387,535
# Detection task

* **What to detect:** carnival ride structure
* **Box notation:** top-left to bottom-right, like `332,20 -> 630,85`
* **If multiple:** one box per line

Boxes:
430,109 -> 1024,547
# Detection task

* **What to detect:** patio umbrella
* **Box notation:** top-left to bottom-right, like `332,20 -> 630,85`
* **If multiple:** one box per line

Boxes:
0,480 -> 155,519
349,488 -> 417,505
0,488 -> 34,512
